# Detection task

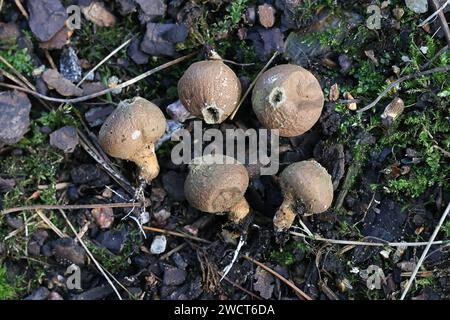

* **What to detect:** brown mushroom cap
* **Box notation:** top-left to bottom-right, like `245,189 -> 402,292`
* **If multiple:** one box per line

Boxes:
98,97 -> 166,182
184,154 -> 249,214
251,64 -> 324,137
177,60 -> 241,124
280,160 -> 333,213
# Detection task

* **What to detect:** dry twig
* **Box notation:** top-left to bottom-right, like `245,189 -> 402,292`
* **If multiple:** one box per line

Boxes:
229,51 -> 279,120
358,65 -> 450,112
430,0 -> 450,46
2,202 -> 144,215
242,255 -> 313,300
0,52 -> 197,104
400,201 -> 450,300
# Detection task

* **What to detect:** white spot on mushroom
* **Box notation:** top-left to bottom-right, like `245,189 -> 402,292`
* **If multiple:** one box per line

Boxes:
132,130 -> 141,140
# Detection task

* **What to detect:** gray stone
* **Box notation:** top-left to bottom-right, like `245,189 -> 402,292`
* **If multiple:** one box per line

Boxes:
140,23 -> 188,57
0,90 -> 31,145
27,0 -> 67,42
162,171 -> 186,201
50,126 -> 79,153
163,266 -> 187,286
24,287 -> 50,300
405,0 -> 428,13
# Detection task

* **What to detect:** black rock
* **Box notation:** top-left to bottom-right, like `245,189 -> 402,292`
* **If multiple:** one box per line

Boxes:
172,252 -> 188,270
162,171 -> 186,201
96,229 -> 127,254
59,47 -> 82,83
67,185 -> 79,201
27,0 -> 68,42
52,238 -> 86,266
0,242 -> 5,256
247,27 -> 284,61
313,142 -> 345,190
35,77 -> 49,96
163,266 -> 187,286
50,126 -> 79,153
135,0 -> 166,24
320,104 -> 342,136
0,90 -> 31,145
5,214 -> 23,229
70,164 -> 111,186
140,22 -> 188,57
117,0 -> 137,15
28,229 -> 48,256
84,106 -> 114,127
131,254 -> 153,269
24,287 -> 50,300
0,177 -> 15,193
338,54 -> 352,73
71,285 -> 114,300
128,39 -> 149,65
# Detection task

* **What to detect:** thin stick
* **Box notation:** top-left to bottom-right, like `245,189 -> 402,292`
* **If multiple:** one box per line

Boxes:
2,202 -> 144,215
142,226 -> 212,244
418,0 -> 449,27
35,209 -> 67,238
77,38 -> 133,87
400,201 -> 450,300
159,243 -> 187,261
229,51 -> 279,120
358,65 -> 450,112
44,50 -> 57,70
0,52 -> 196,104
77,130 -> 135,196
420,45 -> 448,70
14,0 -> 28,19
289,231 -> 447,247
58,209 -> 123,300
0,55 -> 36,90
242,255 -> 313,300
218,272 -> 263,300
430,0 -> 450,46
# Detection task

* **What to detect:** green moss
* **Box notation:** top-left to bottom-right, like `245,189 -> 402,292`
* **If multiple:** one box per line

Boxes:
0,44 -> 34,75
84,230 -> 139,274
0,266 -> 17,300
270,242 -> 310,266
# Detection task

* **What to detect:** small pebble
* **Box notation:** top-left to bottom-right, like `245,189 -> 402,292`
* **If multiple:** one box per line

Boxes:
150,235 -> 167,254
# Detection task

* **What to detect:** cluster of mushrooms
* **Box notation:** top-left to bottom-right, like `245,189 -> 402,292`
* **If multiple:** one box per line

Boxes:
98,54 -> 333,233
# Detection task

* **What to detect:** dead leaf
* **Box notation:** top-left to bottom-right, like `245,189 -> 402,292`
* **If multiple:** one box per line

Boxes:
81,1 -> 116,27
253,266 -> 274,299
42,69 -> 83,97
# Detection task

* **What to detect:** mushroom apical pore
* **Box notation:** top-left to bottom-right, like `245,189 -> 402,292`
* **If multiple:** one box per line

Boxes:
177,59 -> 241,124
274,160 -> 333,231
252,64 -> 324,137
98,97 -> 166,183
184,154 -> 250,222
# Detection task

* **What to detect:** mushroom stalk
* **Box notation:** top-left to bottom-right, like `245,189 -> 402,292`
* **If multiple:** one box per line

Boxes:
273,193 -> 297,232
132,146 -> 159,183
228,198 -> 250,223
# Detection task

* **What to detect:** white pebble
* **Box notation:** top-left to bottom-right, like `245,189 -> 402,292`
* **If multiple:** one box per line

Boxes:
150,235 -> 167,254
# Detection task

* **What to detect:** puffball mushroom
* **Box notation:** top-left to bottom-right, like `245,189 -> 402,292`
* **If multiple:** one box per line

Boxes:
98,97 -> 166,183
184,154 -> 250,222
177,58 -> 241,124
274,160 -> 333,231
252,64 -> 324,137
